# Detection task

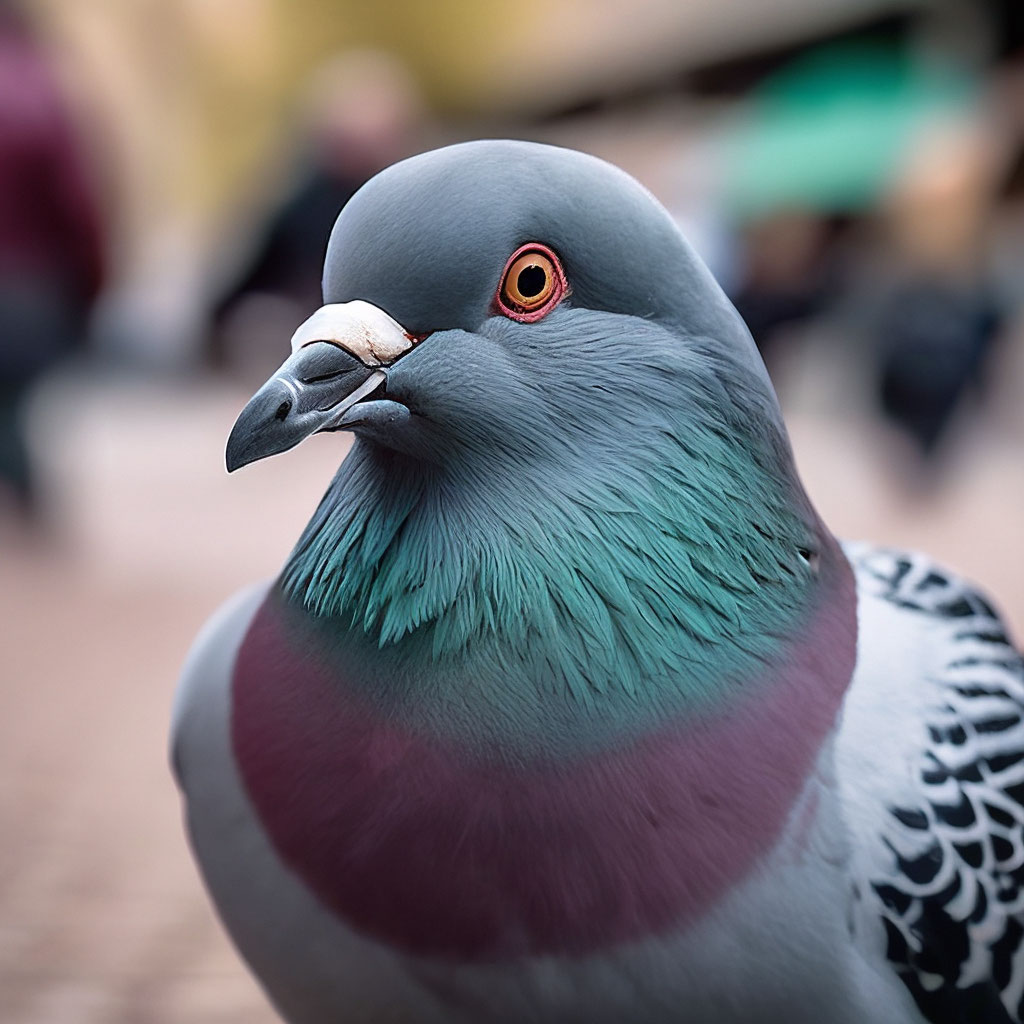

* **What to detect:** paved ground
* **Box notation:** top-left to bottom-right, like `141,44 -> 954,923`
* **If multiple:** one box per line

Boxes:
1,355 -> 1021,1023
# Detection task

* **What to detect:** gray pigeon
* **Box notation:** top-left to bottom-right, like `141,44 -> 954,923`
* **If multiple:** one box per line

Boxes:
173,140 -> 1024,1024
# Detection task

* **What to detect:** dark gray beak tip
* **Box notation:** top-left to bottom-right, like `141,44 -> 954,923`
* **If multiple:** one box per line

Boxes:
224,432 -> 251,474
224,411 -> 257,473
224,379 -> 304,473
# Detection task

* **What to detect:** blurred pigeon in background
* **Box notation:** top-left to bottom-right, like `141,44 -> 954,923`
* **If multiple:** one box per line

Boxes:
173,141 -> 1024,1024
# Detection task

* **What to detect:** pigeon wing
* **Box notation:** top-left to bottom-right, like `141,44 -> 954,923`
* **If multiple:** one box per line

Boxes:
841,544 -> 1024,1024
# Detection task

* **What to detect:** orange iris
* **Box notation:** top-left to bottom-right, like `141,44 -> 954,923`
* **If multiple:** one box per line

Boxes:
497,244 -> 566,321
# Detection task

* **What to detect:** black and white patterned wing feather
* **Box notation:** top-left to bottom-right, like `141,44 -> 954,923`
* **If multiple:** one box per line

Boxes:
844,544 -> 1024,1024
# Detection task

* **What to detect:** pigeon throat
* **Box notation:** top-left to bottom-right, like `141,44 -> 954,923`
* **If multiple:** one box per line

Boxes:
279,422 -> 827,719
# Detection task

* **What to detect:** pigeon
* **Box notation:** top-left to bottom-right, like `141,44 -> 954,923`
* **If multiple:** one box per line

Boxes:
172,140 -> 1024,1024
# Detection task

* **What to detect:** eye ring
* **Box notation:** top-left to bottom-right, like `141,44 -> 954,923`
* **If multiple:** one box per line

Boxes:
496,243 -> 568,322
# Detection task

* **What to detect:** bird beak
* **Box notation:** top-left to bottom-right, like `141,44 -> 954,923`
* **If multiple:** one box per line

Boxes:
225,300 -> 418,472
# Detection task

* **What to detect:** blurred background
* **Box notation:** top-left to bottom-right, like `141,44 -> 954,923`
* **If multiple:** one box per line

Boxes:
1,0 -> 1023,1019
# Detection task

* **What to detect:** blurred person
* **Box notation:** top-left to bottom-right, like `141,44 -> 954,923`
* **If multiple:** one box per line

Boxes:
208,50 -> 425,381
869,122 -> 1003,475
0,2 -> 106,522
874,276 -> 1001,460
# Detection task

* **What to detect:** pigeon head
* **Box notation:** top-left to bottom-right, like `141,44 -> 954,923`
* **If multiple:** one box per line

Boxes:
226,139 -> 776,470
226,141 -> 834,704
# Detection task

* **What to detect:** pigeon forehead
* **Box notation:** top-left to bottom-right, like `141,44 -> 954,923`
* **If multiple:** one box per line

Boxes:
322,140 -> 692,332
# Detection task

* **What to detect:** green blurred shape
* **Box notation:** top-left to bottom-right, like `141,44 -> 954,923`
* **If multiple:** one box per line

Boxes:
722,42 -> 975,219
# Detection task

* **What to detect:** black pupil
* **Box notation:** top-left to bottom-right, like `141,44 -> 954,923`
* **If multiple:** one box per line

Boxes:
517,264 -> 547,299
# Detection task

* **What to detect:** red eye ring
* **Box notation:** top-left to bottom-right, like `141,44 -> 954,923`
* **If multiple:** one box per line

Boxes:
495,242 -> 568,322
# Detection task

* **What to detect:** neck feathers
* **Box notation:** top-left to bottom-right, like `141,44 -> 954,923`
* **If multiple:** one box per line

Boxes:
282,404 -> 830,722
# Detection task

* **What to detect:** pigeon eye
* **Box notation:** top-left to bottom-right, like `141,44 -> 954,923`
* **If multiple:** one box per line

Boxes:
497,243 -> 567,322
